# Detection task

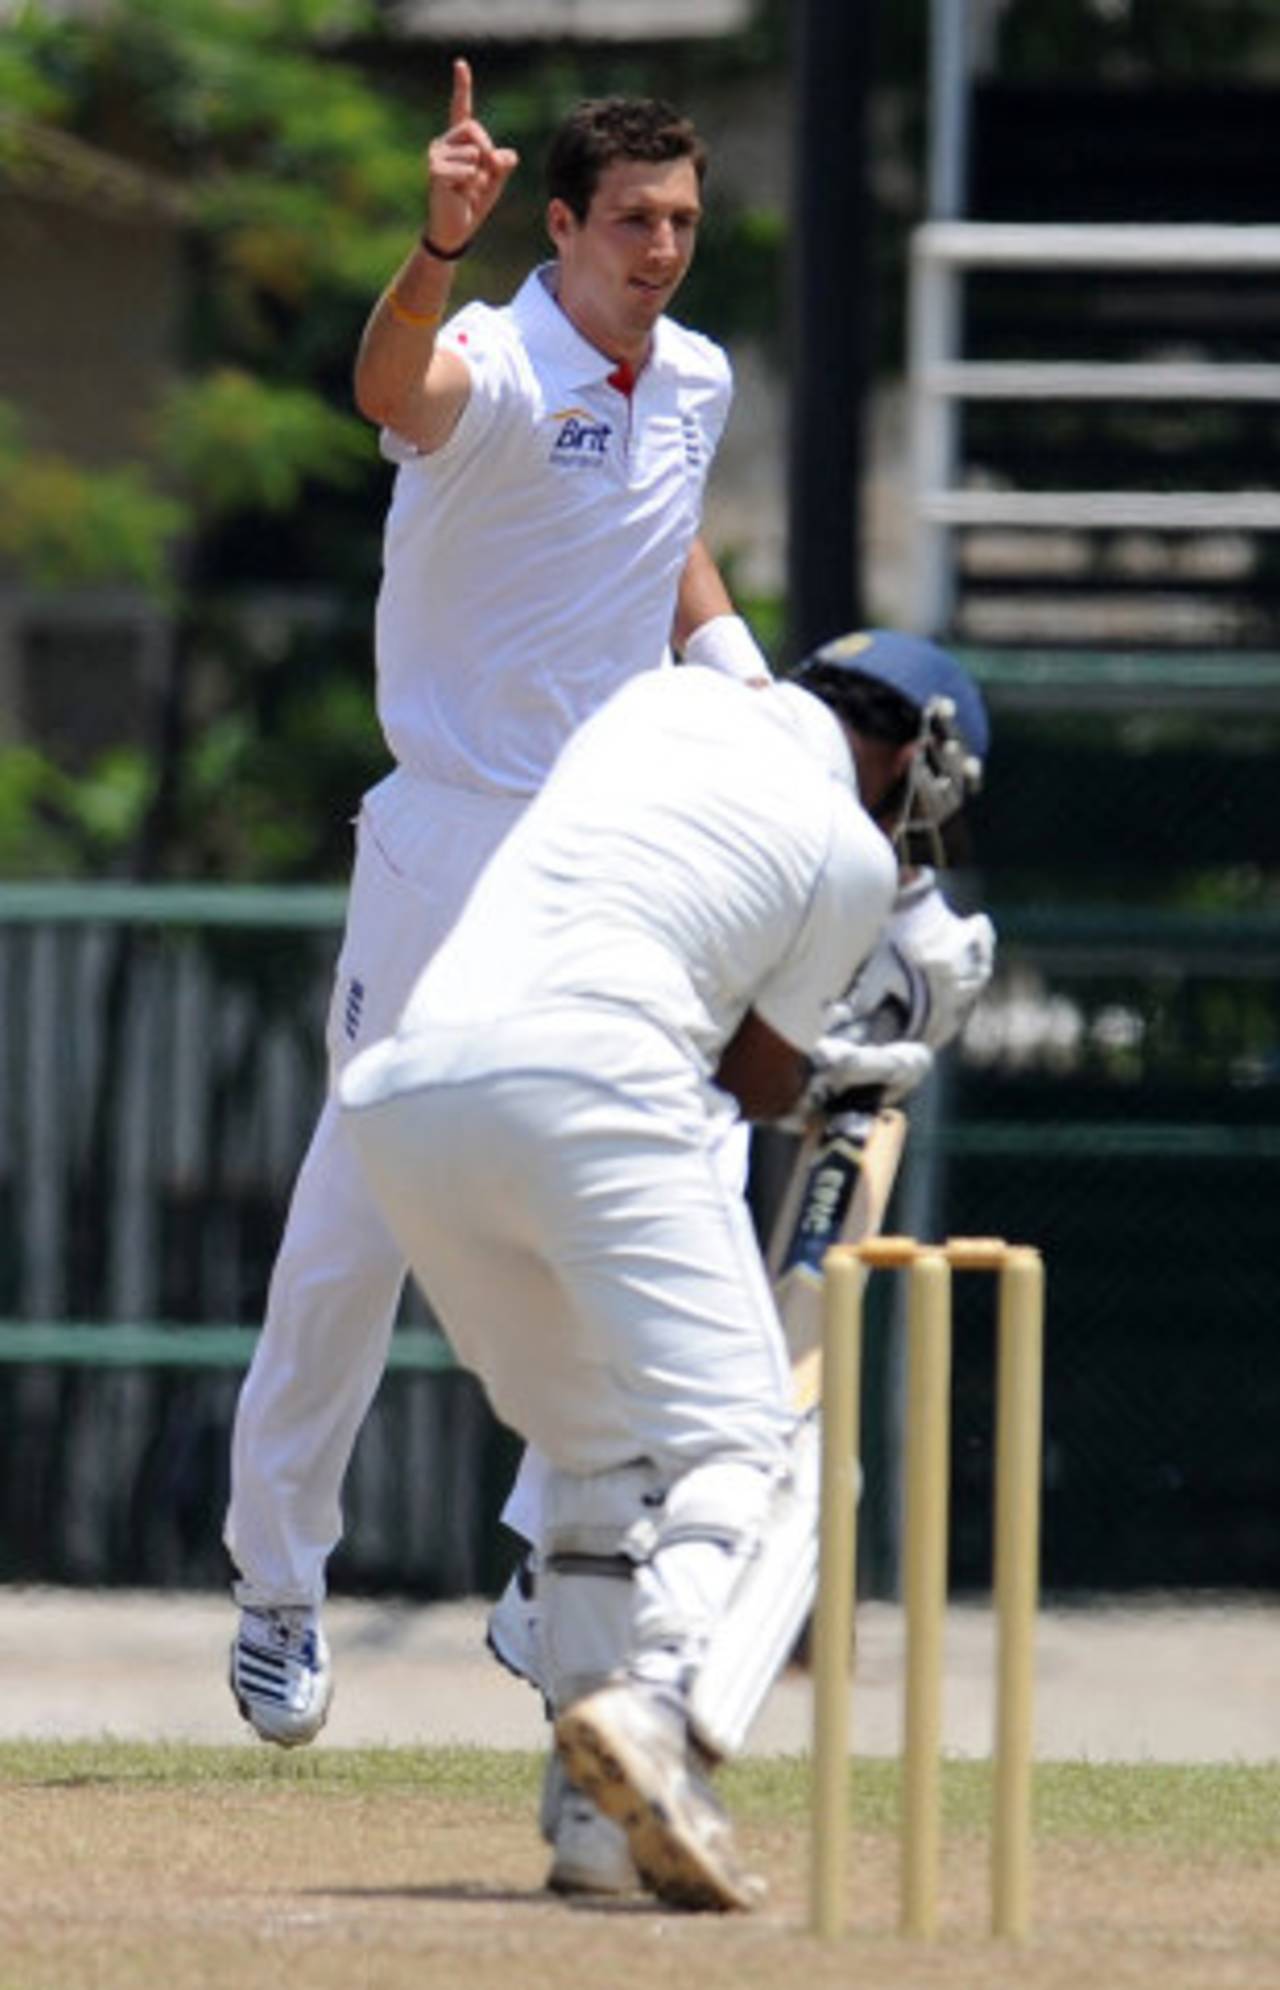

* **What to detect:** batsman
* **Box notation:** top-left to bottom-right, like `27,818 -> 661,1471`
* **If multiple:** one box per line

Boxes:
340,629 -> 994,1912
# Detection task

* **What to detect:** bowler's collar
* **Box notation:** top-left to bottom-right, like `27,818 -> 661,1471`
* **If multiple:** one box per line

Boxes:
512,264 -> 676,391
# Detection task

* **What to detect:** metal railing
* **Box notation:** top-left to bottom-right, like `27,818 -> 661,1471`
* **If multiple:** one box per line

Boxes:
1,882 -> 1277,1596
0,882 -> 345,1335
907,222 -> 1280,636
3,884 -> 1278,1361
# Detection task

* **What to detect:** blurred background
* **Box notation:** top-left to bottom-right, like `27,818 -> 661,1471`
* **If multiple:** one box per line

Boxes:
1,0 -> 1278,1607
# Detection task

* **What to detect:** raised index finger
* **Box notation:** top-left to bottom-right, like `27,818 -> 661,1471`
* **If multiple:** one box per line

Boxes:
449,56 -> 473,129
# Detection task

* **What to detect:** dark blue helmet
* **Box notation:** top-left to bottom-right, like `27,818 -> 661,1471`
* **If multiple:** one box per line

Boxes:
795,628 -> 989,759
791,629 -> 988,856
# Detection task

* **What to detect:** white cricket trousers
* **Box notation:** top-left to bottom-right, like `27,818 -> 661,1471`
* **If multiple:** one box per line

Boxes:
341,1006 -> 795,1485
343,1009 -> 795,1700
224,767 -> 525,1606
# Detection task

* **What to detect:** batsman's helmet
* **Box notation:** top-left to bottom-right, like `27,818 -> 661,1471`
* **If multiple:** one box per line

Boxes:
790,628 -> 989,858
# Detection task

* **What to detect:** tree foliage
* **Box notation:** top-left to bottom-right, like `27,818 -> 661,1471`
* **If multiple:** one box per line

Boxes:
0,0 -> 802,880
3,0 -> 1280,879
0,0 -> 428,879
0,405 -> 188,593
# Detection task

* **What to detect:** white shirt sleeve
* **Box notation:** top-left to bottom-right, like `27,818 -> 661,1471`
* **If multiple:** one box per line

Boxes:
378,302 -> 519,466
750,811 -> 898,1056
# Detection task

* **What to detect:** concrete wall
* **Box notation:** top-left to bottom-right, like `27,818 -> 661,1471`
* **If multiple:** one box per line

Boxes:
0,193 -> 185,747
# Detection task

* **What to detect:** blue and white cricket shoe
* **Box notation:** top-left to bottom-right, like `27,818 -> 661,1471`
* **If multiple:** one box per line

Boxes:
230,1605 -> 333,1747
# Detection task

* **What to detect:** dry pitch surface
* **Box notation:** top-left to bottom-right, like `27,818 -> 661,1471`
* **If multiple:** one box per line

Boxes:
0,1744 -> 1277,1990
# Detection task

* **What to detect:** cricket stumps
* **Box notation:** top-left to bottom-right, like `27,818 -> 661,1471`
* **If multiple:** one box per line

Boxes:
809,1236 -> 1045,1943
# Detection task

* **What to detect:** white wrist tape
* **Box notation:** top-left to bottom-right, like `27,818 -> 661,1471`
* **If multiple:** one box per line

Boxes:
681,614 -> 771,684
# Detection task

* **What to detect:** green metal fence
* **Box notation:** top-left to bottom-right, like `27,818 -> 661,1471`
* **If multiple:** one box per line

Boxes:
1,881 -> 1277,1597
0,883 -> 526,1597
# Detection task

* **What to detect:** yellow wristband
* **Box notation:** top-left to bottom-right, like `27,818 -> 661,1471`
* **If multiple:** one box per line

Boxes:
387,288 -> 442,331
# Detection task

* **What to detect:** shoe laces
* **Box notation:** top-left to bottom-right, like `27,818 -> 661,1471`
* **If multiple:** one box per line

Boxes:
243,1606 -> 320,1662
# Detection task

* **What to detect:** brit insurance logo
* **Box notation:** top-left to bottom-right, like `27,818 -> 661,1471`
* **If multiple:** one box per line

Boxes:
548,405 -> 613,468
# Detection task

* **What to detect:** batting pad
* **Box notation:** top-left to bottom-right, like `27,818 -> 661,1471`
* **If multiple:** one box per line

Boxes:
540,1460 -> 663,1711
686,1414 -> 823,1761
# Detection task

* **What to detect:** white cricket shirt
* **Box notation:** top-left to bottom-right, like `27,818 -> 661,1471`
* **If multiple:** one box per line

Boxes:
396,670 -> 898,1072
374,266 -> 732,797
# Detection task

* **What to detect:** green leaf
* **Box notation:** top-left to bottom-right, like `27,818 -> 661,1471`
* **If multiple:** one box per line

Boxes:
155,368 -> 373,514
0,421 -> 188,593
61,745 -> 157,846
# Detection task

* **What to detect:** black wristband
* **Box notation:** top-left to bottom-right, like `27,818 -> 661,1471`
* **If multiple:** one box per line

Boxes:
420,229 -> 472,262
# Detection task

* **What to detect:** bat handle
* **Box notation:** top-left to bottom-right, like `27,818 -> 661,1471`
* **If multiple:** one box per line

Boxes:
821,1084 -> 886,1120
816,989 -> 910,1121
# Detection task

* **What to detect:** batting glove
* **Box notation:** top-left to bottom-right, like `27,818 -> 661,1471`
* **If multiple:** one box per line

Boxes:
849,868 -> 996,1053
806,1032 -> 935,1112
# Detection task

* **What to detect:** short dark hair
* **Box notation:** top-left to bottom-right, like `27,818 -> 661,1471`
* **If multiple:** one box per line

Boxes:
545,97 -> 708,221
793,664 -> 923,746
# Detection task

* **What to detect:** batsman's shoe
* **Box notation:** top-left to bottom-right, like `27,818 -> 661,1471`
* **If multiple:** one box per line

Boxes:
540,1753 -> 639,1896
230,1605 -> 333,1747
554,1684 -> 764,1913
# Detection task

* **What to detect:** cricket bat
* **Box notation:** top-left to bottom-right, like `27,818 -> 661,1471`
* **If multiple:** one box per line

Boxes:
767,1098 -> 907,1414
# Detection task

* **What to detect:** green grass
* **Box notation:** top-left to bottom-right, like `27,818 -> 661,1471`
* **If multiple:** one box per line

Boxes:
723,1754 -> 1280,1855
0,1738 -> 541,1799
3,1740 -> 1275,1857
